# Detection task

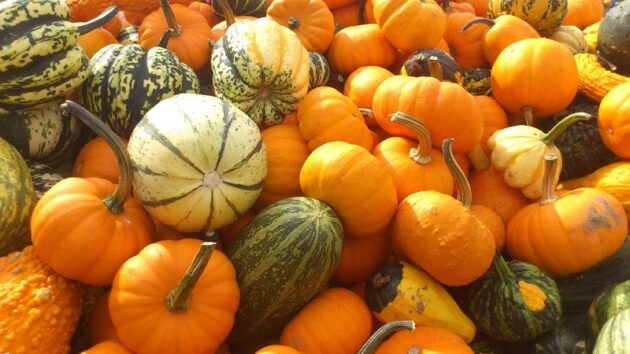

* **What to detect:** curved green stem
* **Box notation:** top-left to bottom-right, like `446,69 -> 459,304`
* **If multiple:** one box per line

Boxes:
287,16 -> 300,29
390,112 -> 433,164
60,101 -> 131,214
427,56 -> 444,81
77,5 -> 119,34
541,112 -> 592,145
214,0 -> 236,26
443,138 -> 472,209
158,28 -> 175,48
160,0 -> 182,35
166,242 -> 216,312
540,154 -> 560,205
357,321 -> 416,354
461,17 -> 495,32
492,252 -> 515,282
467,143 -> 490,172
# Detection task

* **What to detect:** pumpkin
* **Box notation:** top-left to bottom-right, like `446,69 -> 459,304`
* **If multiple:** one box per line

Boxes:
77,27 -> 119,58
490,38 -> 579,124
442,0 -> 475,13
110,239 -> 239,354
329,0 -> 376,29
507,154 -> 628,276
462,68 -> 491,95
370,324 -> 474,354
226,197 -> 344,342
592,308 -> 630,354
372,0 -> 447,51
280,288 -> 372,354
0,246 -> 84,353
73,137 -> 129,184
563,0 -> 603,28
29,163 -> 65,199
308,52 -> 331,89
488,0 -> 568,35
401,48 -> 464,84
300,141 -> 397,238
331,227 -> 390,285
470,204 -> 506,250
189,1 -> 219,26
139,0 -> 213,70
444,12 -> 489,69
356,321 -> 415,354
81,341 -> 132,354
267,0 -> 335,53
392,139 -> 495,286
468,253 -> 562,342
297,86 -> 373,151
597,0 -> 630,74
327,24 -> 397,75
547,25 -> 588,54
589,279 -> 630,335
372,75 -> 484,154
0,1 -> 118,112
211,0 -> 268,19
458,0 -> 487,16
575,53 -> 630,103
212,18 -> 309,127
598,82 -> 630,159
256,345 -> 304,354
475,96 -> 508,155
373,112 -> 453,202
67,0 -> 116,21
88,291 -> 120,344
116,0 -> 193,14
128,94 -> 267,233
30,101 -> 154,286
344,66 -> 394,118
217,210 -> 256,248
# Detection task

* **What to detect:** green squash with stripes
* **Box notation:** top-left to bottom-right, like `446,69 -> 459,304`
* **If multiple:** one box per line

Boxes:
589,279 -> 630,336
468,253 -> 562,342
488,0 -> 567,35
226,196 -> 344,343
593,308 -> 630,354
28,162 -> 64,199
128,93 -> 267,233
80,43 -> 200,138
0,0 -> 118,112
0,137 -> 37,256
308,52 -> 330,90
211,18 -> 310,127
211,0 -> 268,20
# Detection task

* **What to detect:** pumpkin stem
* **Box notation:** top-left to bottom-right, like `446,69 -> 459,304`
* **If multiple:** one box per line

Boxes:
390,112 -> 433,164
76,5 -> 119,34
443,138 -> 472,209
60,101 -> 131,214
523,107 -> 535,126
492,252 -> 515,282
287,16 -> 300,29
461,18 -> 495,32
427,56 -> 444,81
214,0 -> 236,26
166,241 -> 216,313
359,108 -> 375,121
541,112 -> 592,146
358,0 -> 368,24
441,0 -> 451,12
467,143 -> 490,172
356,321 -> 416,354
158,28 -> 175,48
540,154 -> 560,205
159,0 -> 182,35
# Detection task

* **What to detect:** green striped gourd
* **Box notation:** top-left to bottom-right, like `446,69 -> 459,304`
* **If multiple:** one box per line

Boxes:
211,18 -> 309,127
309,52 -> 331,90
589,279 -> 630,335
593,308 -> 630,354
128,93 -> 267,233
28,162 -> 64,199
79,43 -> 200,138
0,102 -> 80,165
211,0 -> 268,20
488,0 -> 567,35
0,0 -> 118,112
0,137 -> 37,256
227,196 -> 344,342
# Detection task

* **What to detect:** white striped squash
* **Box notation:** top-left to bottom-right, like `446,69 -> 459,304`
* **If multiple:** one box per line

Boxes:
128,93 -> 267,233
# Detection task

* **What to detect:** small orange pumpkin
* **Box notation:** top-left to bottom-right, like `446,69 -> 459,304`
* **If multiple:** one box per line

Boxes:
458,0 -> 487,16
563,0 -> 603,28
88,291 -> 120,345
371,324 -> 474,354
256,345 -> 304,354
73,137 -> 128,184
330,0 -> 376,28
188,1 -> 219,26
327,24 -> 397,75
344,66 -> 394,123
475,95 -> 508,155
331,227 -> 391,285
267,0 -> 335,53
444,12 -> 489,69
598,81 -> 630,159
470,204 -> 506,250
78,27 -> 118,59
81,341 -> 132,354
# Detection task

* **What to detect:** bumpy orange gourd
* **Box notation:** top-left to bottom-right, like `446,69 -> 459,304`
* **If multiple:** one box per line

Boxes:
444,12 -> 489,69
280,288 -> 372,354
563,0 -> 603,28
374,325 -> 474,354
344,66 -> 394,121
81,341 -> 132,354
267,0 -> 335,53
332,227 -> 391,285
300,141 -> 398,238
116,0 -> 194,14
67,0 -> 116,21
0,246 -> 84,354
327,24 -> 397,75
73,137 -> 129,184
77,27 -> 118,59
475,96 -> 508,156
598,82 -> 630,159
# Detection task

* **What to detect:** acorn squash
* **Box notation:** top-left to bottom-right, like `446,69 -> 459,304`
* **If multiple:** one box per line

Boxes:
597,0 -> 630,74
401,48 -> 464,84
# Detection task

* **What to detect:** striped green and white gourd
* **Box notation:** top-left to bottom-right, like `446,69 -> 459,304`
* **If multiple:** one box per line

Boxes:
0,0 -> 118,112
0,102 -> 80,165
28,162 -> 64,199
211,0 -> 268,20
589,279 -> 630,335
309,52 -> 331,90
0,137 -> 37,256
79,43 -> 200,138
227,196 -> 344,342
128,93 -> 267,233
488,0 -> 568,35
211,18 -> 310,127
593,308 -> 630,354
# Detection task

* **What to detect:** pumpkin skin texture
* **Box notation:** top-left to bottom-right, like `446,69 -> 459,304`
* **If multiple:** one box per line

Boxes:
598,82 -> 630,159
266,0 -> 335,53
78,27 -> 118,59
109,239 -> 240,354
0,246 -> 84,354
212,18 -> 309,127
563,0 -> 603,28
188,1 -> 219,26
81,341 -> 132,354
300,141 -> 398,238
444,12 -> 489,69
471,15 -> 540,65
490,38 -> 579,121
344,66 -> 394,114
488,0 -> 568,35
374,325 -> 474,354
471,204 -> 506,250
327,24 -> 397,75
469,165 -> 528,224
372,0 -> 447,51
280,288 -> 372,354
331,227 -> 391,285
476,96 -> 508,155
73,137 -> 129,184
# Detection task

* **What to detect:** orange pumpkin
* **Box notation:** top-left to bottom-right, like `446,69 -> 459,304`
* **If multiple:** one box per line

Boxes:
31,102 -> 153,286
458,0 -> 487,16
344,66 -> 394,122
331,227 -> 391,285
81,341 -> 132,354
435,37 -> 452,55
188,1 -> 219,26
330,0 -> 376,28
563,0 -> 603,28
73,137 -> 129,184
327,24 -> 397,75
323,0 -> 357,9
475,95 -> 508,155
152,217 -> 189,242
267,0 -> 335,53
256,345 -> 304,354
77,27 -> 118,59
280,288 -> 372,354
116,0 -> 194,14
470,204 -> 506,250
103,12 -> 124,37
300,141 -> 398,238
444,12 -> 489,69
67,0 -> 116,21
598,82 -> 630,159
442,0 -> 475,13
373,325 -> 474,354
216,210 -> 256,249
109,240 -> 240,354
88,292 -> 120,345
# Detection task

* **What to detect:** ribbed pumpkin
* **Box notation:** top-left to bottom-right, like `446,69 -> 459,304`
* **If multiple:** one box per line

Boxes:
128,93 -> 267,233
327,24 -> 397,75
256,345 -> 304,354
300,141 -> 397,238
344,66 -> 394,118
563,0 -> 603,28
548,25 -> 588,55
444,12 -> 489,69
330,0 -> 376,28
488,0 -> 568,35
189,1 -> 218,26
598,81 -> 630,159
267,0 -> 335,53
73,137 -> 129,184
331,227 -> 390,285
77,27 -> 119,59
212,18 -> 309,127
475,96 -> 508,155
369,324 -> 474,354
81,341 -> 132,354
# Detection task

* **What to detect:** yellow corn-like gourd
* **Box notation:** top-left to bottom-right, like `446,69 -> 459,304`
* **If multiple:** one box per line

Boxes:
583,22 -> 599,54
575,53 -> 630,102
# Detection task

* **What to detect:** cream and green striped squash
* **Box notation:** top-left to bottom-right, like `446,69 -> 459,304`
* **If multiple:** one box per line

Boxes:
0,0 -> 118,112
211,0 -> 268,19
79,44 -> 200,138
593,308 -> 630,354
309,52 -> 331,90
28,162 -> 64,199
211,18 -> 309,127
0,137 -> 37,256
227,196 -> 344,343
488,0 -> 568,35
128,93 -> 267,233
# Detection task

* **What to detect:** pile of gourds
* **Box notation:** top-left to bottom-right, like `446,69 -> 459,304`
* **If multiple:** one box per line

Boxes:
1,0 -> 629,352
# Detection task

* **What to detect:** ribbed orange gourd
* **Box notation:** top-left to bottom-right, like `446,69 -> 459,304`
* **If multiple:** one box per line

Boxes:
267,0 -> 335,53
507,155 -> 628,276
598,81 -> 630,159
327,24 -> 397,75
77,28 -> 118,59
444,12 -> 489,69
300,141 -> 398,238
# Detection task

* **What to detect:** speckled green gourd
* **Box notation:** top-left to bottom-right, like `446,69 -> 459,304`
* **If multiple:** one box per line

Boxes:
589,279 -> 630,335
28,162 -> 64,199
308,52 -> 330,90
488,0 -> 567,35
593,308 -> 630,354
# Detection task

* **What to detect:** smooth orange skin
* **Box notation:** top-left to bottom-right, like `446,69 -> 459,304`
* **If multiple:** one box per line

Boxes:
445,1 -> 476,13
563,0 -> 603,28
373,75 -> 484,154
267,0 -> 335,53
459,0 -> 488,16
481,15 -> 540,64
375,326 -> 474,354
31,178 -> 154,286
469,165 -> 528,224
598,82 -> 630,159
507,188 -> 628,276
104,13 -> 124,37
188,1 -> 219,27
116,0 -> 193,14
323,0 -> 356,9
81,341 -> 132,354
73,137 -> 129,184
331,0 -> 376,28
78,27 -> 118,59
471,204 -> 506,250
280,288 -> 372,354
331,228 -> 391,285
88,291 -> 120,345
392,191 -> 496,286
327,24 -> 397,75
344,66 -> 394,115
475,96 -> 508,156
256,345 -> 304,354
300,141 -> 398,238
444,12 -> 489,69
491,38 -> 579,119
435,37 -> 452,55
109,239 -> 240,354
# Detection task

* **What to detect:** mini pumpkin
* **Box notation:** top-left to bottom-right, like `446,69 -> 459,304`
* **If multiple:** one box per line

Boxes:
266,0 -> 335,53
547,25 -> 588,54
344,66 -> 394,119
77,27 -> 119,59
368,324 -> 474,354
444,12 -> 489,69
327,24 -> 397,75
563,0 -> 603,29
598,81 -> 630,159
331,227 -> 391,285
72,137 -> 129,184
